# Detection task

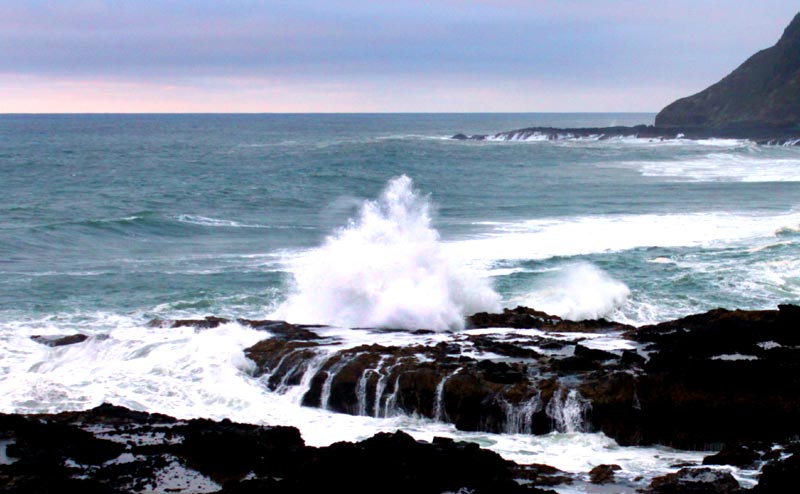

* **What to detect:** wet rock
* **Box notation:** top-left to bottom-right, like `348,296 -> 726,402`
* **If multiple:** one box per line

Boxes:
514,463 -> 573,487
703,442 -> 765,468
244,338 -> 321,390
179,418 -> 305,483
467,306 -> 633,333
0,405 -> 559,494
646,467 -> 740,494
589,464 -> 621,484
238,319 -> 324,340
469,335 -> 541,359
234,305 -> 800,450
755,445 -> 800,493
620,349 -> 646,366
574,344 -> 618,361
171,316 -> 231,328
30,334 -> 89,347
625,307 -> 800,447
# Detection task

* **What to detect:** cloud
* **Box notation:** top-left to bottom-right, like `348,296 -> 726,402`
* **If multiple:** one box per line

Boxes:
1,0 -> 798,111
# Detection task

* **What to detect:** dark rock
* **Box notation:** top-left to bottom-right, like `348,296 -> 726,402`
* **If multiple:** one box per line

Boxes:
589,464 -> 621,484
179,418 -> 305,483
574,344 -> 618,361
514,463 -> 573,487
469,334 -> 541,359
238,319 -> 324,341
233,304 -> 800,450
703,442 -> 764,468
646,467 -> 740,494
656,13 -> 800,128
552,355 -> 601,372
30,334 -> 89,347
620,349 -> 646,366
756,448 -> 800,493
621,307 -> 800,447
467,306 -> 633,333
476,360 -> 526,384
0,404 -> 566,494
171,316 -> 231,328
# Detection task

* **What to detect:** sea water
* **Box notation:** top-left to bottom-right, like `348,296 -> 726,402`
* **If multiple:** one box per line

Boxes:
2,113 -> 797,489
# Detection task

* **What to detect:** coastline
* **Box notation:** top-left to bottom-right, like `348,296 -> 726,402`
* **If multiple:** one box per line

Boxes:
4,305 -> 799,493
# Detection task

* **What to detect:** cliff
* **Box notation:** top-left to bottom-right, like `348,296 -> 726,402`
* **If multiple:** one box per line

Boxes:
655,13 -> 800,128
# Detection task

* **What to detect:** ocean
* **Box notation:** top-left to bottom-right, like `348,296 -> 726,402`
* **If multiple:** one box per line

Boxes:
2,113 -> 799,490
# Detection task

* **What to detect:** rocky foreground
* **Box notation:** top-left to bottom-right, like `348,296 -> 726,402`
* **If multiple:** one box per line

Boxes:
5,305 -> 800,493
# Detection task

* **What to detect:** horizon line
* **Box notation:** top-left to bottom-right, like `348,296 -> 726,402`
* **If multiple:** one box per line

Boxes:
0,111 -> 658,115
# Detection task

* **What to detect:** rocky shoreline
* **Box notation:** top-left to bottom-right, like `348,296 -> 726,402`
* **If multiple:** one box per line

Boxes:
451,124 -> 800,145
3,402 -> 797,494
5,305 -> 799,492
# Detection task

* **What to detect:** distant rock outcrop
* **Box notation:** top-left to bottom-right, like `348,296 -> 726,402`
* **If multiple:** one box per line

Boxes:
656,13 -> 800,128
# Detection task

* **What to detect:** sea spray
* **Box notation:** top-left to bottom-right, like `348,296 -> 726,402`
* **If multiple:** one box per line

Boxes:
274,175 -> 501,330
513,263 -> 630,321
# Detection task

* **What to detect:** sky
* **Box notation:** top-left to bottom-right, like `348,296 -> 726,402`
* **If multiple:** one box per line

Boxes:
1,1 -> 798,113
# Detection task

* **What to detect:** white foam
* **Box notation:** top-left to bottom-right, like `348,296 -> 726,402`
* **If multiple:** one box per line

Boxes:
272,175 -> 501,330
175,214 -> 299,229
444,211 -> 800,264
614,152 -> 800,182
509,263 -> 630,321
711,353 -> 759,361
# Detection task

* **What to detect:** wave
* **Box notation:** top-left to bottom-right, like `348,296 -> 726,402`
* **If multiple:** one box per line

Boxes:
483,132 -> 754,147
449,211 -> 800,265
610,152 -> 800,182
174,214 -> 309,230
272,175 -> 501,330
20,214 -> 152,232
26,213 -> 308,232
509,263 -> 630,321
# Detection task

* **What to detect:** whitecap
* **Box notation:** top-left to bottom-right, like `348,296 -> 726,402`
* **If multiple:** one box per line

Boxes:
272,175 -> 501,330
509,263 -> 630,321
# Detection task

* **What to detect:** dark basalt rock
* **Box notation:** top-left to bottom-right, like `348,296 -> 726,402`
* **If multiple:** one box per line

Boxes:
645,467 -> 740,494
0,404 -> 563,494
574,344 -> 618,362
755,443 -> 800,494
467,306 -> 634,333
30,334 -> 89,347
588,464 -> 621,484
236,304 -> 800,449
613,306 -> 800,447
148,316 -> 325,341
171,315 -> 231,329
656,13 -> 800,128
702,442 -> 766,468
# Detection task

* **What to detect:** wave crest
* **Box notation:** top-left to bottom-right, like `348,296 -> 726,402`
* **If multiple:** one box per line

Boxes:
273,175 -> 501,330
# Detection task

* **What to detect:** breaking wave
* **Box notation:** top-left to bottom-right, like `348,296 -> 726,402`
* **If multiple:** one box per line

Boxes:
510,263 -> 630,321
273,175 -> 501,330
